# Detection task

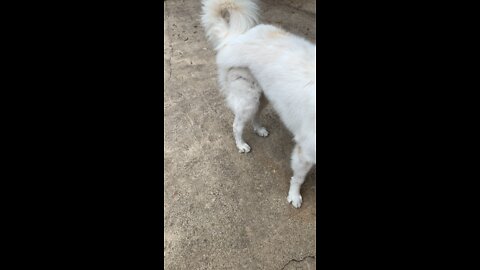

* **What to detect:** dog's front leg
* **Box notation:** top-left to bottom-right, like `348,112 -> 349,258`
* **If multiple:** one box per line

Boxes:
287,144 -> 314,208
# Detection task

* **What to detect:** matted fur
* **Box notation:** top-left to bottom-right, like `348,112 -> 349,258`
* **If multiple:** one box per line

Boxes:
201,0 -> 316,208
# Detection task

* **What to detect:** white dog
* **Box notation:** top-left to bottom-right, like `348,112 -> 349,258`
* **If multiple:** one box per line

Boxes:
201,0 -> 316,208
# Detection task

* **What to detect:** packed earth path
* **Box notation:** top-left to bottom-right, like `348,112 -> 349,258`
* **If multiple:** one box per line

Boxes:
164,1 -> 316,269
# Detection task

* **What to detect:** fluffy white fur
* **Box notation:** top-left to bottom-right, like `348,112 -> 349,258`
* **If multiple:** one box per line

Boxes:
201,0 -> 316,208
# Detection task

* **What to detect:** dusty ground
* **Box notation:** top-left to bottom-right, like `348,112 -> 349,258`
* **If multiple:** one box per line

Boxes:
164,1 -> 316,269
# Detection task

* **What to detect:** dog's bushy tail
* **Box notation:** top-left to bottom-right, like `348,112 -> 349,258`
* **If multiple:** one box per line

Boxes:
201,0 -> 259,50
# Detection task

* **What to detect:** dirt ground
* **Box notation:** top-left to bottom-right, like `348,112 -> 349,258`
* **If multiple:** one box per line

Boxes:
164,1 -> 316,269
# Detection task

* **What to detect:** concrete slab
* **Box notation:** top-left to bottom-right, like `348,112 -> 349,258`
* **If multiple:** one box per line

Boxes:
164,1 -> 316,269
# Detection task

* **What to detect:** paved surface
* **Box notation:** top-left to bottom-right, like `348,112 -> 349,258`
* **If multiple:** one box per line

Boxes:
164,1 -> 316,269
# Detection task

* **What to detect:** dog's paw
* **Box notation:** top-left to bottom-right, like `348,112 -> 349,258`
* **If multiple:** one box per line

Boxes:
254,127 -> 269,137
236,142 -> 251,153
287,192 -> 303,208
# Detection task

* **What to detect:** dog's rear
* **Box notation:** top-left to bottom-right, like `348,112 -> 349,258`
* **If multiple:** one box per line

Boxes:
202,0 -> 268,153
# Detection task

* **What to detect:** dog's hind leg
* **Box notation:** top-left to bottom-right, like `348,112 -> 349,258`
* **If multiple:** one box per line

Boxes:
287,144 -> 314,208
233,109 -> 255,153
252,93 -> 269,137
229,85 -> 259,153
225,68 -> 261,153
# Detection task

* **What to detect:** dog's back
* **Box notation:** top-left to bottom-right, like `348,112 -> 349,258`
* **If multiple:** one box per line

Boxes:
216,24 -> 316,163
202,0 -> 316,163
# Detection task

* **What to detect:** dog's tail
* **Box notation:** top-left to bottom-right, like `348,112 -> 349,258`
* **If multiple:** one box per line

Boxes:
201,0 -> 259,50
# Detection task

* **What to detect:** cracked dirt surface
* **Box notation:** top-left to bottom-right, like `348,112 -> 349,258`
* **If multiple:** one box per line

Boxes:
281,255 -> 316,270
164,1 -> 316,269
